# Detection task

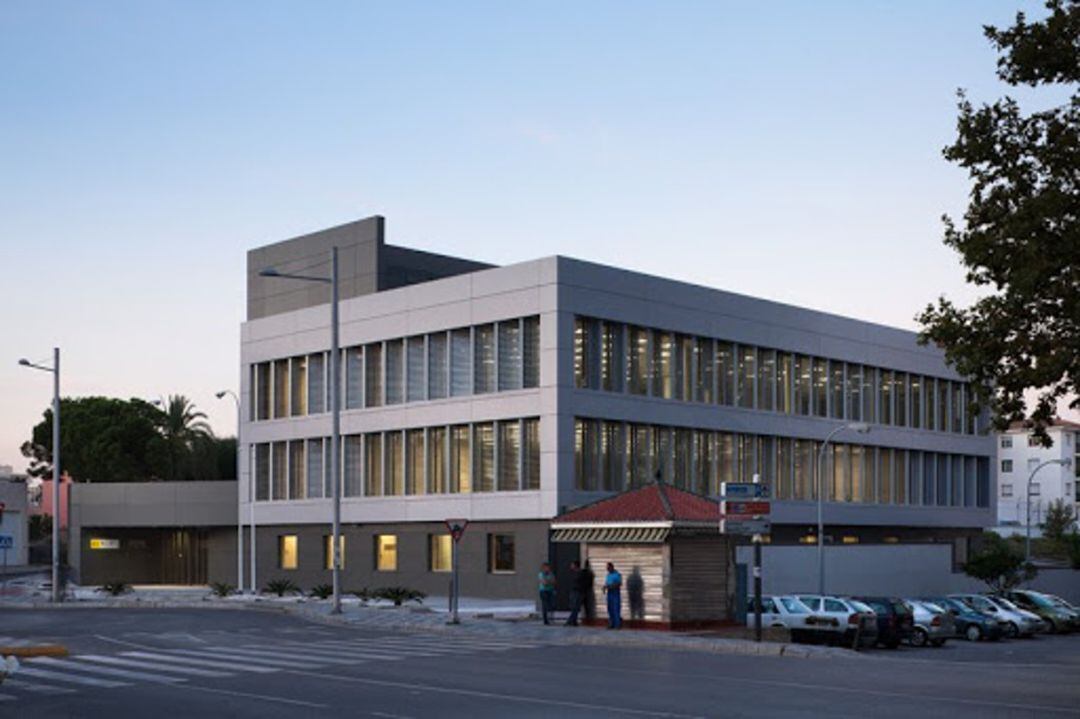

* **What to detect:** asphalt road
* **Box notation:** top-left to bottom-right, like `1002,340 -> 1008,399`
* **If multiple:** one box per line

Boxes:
2,608 -> 1079,718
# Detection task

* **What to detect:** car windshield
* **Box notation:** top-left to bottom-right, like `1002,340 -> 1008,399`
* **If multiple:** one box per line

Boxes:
1024,593 -> 1056,609
797,596 -> 820,609
780,597 -> 809,614
891,601 -> 911,615
850,600 -> 874,613
995,597 -> 1022,612
970,596 -> 996,611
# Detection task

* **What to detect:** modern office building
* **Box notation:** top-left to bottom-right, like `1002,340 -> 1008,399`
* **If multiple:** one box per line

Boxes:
995,419 -> 1080,535
240,215 -> 995,600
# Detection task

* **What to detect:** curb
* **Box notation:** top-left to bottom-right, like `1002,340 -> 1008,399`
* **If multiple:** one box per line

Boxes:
0,645 -> 69,658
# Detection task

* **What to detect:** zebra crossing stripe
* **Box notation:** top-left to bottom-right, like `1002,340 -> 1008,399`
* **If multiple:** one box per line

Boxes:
29,656 -> 186,684
0,693 -> 14,702
167,648 -> 319,668
207,646 -> 362,666
14,666 -> 129,688
320,638 -> 465,653
78,654 -> 233,678
242,642 -> 414,661
1,677 -> 75,694
119,651 -> 278,674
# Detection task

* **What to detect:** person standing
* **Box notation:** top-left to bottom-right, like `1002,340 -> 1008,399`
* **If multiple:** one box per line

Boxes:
565,561 -> 584,626
538,562 -> 556,625
581,560 -> 596,622
604,562 -> 623,629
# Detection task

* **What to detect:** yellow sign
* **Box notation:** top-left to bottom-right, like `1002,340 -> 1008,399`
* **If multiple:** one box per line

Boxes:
89,538 -> 120,550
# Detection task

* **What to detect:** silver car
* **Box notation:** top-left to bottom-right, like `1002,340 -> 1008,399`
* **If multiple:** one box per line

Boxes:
948,593 -> 1040,637
906,599 -> 953,647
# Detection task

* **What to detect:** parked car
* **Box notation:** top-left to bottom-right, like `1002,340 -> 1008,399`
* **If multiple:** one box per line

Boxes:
746,595 -> 813,630
852,596 -> 915,649
949,593 -> 1040,637
923,596 -> 1004,641
905,599 -> 953,647
1001,590 -> 1079,633
795,595 -> 879,648
1042,593 -> 1080,624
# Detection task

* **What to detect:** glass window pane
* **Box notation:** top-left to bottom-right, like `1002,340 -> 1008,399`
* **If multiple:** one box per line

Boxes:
675,335 -> 693,401
630,424 -> 653,488
407,429 -> 425,495
654,332 -> 674,399
758,349 -> 776,411
365,343 -> 383,407
880,369 -> 893,425
308,353 -> 326,414
777,353 -> 793,414
775,437 -> 792,500
936,453 -> 948,506
344,435 -> 363,497
523,418 -> 540,490
923,452 -> 935,505
324,535 -> 345,570
407,336 -> 425,402
385,340 -> 404,405
288,440 -> 305,500
895,373 -> 908,427
428,426 -> 447,494
365,433 -> 382,497
795,355 -> 811,416
430,534 -> 452,572
272,441 -> 287,500
273,359 -> 289,418
278,535 -> 298,569
938,379 -> 949,433
832,444 -> 849,501
847,364 -> 862,421
291,356 -> 307,416
896,450 -> 908,504
575,419 -> 595,491
718,432 -> 736,488
451,424 -> 471,493
812,358 -> 828,417
879,448 -> 893,503
523,316 -> 540,389
474,323 -> 496,394
428,332 -> 448,400
793,439 -> 814,500
696,337 -> 714,403
306,439 -> 324,499
450,328 -> 471,396
601,322 -> 624,393
498,321 -> 523,391
830,361 -> 844,419
375,534 -> 397,572
574,317 -> 590,389
474,422 -> 494,492
850,445 -> 864,502
737,345 -> 756,409
910,375 -> 922,429
952,382 -> 963,433
603,421 -> 623,492
498,421 -> 520,491
255,362 -> 271,421
345,347 -> 363,409
255,443 -> 270,500
488,534 -> 515,573
386,431 -> 404,496
674,427 -> 692,489
862,367 -> 877,423
628,326 -> 649,395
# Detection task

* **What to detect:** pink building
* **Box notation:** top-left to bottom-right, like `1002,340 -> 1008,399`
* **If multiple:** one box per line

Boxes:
28,472 -> 72,530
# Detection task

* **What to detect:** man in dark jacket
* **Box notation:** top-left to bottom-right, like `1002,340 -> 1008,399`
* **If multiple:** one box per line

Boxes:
565,561 -> 585,626
581,560 -> 596,622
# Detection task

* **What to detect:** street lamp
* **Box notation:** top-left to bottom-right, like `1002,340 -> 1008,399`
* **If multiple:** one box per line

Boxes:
19,349 -> 61,603
259,248 -> 342,614
1026,457 -> 1073,563
817,421 -> 870,596
216,390 -> 246,593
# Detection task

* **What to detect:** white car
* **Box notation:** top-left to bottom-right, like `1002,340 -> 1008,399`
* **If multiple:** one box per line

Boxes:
746,595 -> 812,629
795,595 -> 879,647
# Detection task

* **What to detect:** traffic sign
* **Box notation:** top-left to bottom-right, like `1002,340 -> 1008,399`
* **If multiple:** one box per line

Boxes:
0,535 -> 12,550
720,482 -> 770,499
720,519 -> 771,535
721,500 -> 771,517
445,519 -> 469,543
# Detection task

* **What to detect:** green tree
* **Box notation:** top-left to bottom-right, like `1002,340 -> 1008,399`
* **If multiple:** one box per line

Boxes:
1043,498 -> 1076,543
964,532 -> 1038,592
916,0 -> 1080,445
156,395 -> 214,481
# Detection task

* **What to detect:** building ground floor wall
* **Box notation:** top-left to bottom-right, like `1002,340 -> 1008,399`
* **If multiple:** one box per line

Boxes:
73,526 -> 236,586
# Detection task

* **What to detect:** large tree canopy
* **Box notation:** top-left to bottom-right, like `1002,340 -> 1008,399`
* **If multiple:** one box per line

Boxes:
21,396 -> 235,483
917,0 -> 1080,443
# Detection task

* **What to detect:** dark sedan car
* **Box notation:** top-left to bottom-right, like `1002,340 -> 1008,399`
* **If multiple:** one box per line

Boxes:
852,596 -> 915,649
922,596 -> 1004,642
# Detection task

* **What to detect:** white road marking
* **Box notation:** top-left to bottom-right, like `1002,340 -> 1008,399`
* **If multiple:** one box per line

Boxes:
15,666 -> 129,688
168,648 -> 320,668
0,693 -> 14,702
171,682 -> 329,709
30,656 -> 186,684
241,642 -> 406,661
119,651 -> 278,674
1,677 -> 75,694
78,654 -> 233,678
320,639 -> 465,655
213,646 -> 361,665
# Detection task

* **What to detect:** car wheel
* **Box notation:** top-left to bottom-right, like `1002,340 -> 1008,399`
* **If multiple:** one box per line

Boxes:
1006,622 -> 1019,638
965,624 -> 982,642
911,628 -> 928,648
930,639 -> 946,648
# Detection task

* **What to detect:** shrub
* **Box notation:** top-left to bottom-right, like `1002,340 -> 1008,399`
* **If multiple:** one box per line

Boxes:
97,582 -> 130,597
352,587 -> 374,604
964,532 -> 1037,592
309,584 -> 334,599
264,579 -> 300,597
210,582 -> 234,598
375,586 -> 426,607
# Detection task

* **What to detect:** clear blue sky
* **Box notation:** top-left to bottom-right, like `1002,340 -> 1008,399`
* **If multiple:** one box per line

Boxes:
0,1 -> 1060,471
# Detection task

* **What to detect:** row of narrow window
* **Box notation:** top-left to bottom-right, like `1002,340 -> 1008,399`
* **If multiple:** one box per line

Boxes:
573,316 -> 982,434
252,316 -> 540,421
277,533 -> 516,573
574,417 -> 991,508
253,418 -> 541,501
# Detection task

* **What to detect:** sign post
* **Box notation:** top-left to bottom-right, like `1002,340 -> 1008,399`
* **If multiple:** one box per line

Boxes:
720,478 -> 770,642
445,519 -> 468,625
0,535 -> 11,598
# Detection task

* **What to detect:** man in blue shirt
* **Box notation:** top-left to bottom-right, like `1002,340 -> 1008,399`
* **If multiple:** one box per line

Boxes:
538,562 -> 556,625
604,562 -> 622,629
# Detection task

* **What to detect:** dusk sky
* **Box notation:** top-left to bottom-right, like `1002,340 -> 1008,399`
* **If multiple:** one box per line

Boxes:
0,1 -> 1066,473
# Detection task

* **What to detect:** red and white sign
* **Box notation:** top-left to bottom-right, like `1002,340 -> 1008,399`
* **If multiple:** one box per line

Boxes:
445,518 -> 469,543
721,500 -> 771,517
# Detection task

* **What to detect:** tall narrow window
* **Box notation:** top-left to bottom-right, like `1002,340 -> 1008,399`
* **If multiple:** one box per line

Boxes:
406,336 -> 425,402
879,447 -> 893,503
498,321 -> 523,391
324,535 -> 345,570
385,340 -> 404,405
601,323 -> 624,392
879,369 -> 893,425
574,318 -> 591,389
256,362 -> 271,420
575,419 -> 595,491
344,435 -> 362,497
654,332 -> 674,399
278,535 -> 298,570
776,437 -> 793,500
523,418 -> 541,490
308,352 -> 326,414
474,422 -> 495,492
345,347 -> 363,409
936,453 -> 949,507
812,358 -> 828,417
830,362 -> 844,419
777,353 -> 793,414
832,444 -> 849,501
795,355 -> 812,415
737,346 -> 756,409
628,326 -> 649,395
272,441 -> 287,499
498,421 -> 520,491
895,373 -> 908,427
365,343 -> 383,407
847,364 -> 862,421
952,382 -> 964,433
631,425 -> 653,488
364,433 -> 382,497
428,332 -> 448,400
938,379 -> 949,433
255,443 -> 270,500
290,356 -> 307,416
306,438 -> 324,499
850,445 -> 864,502
676,335 -> 693,401
429,534 -> 452,572
428,426 -> 447,494
696,337 -> 714,403
602,421 -> 622,492
758,349 -> 776,411
407,429 -> 425,495
450,424 -> 471,493
273,359 -> 289,418
862,367 -> 877,423
910,375 -> 922,429
923,452 -> 936,506
674,428 -> 692,489
386,431 -> 404,496
288,440 -> 306,500
488,534 -> 515,573
375,535 -> 397,572
450,328 -> 471,397
896,450 -> 908,504
523,316 -> 540,388
474,324 -> 495,394
717,433 -> 736,488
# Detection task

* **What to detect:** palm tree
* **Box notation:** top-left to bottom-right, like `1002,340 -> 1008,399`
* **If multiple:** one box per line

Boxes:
156,395 -> 214,481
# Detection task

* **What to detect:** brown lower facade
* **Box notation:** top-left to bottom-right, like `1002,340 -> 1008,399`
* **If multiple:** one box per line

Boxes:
77,526 -> 237,586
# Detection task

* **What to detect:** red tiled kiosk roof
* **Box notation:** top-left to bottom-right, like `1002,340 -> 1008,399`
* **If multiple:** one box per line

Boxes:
553,483 -> 719,525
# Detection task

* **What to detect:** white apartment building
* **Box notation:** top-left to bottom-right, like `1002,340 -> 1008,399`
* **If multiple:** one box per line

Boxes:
996,419 -> 1080,532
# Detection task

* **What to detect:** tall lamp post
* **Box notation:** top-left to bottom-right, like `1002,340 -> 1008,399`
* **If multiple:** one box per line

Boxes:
817,421 -> 870,596
259,247 -> 342,614
19,349 -> 61,603
1026,457 -> 1073,563
215,390 -> 246,592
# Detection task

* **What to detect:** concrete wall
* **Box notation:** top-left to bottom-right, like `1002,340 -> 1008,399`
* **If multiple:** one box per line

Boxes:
0,480 -> 29,566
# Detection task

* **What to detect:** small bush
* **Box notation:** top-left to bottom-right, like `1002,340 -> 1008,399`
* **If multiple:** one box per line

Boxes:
352,587 -> 374,604
309,584 -> 334,599
97,582 -> 130,597
210,582 -> 234,598
264,579 -> 300,597
375,586 -> 426,607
